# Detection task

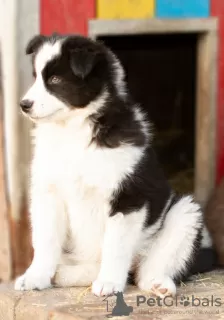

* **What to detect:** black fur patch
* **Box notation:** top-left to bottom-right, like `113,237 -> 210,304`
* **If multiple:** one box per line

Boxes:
41,36 -> 109,107
26,35 -> 46,55
90,98 -> 146,148
28,34 -> 119,108
156,193 -> 181,232
110,147 -> 172,227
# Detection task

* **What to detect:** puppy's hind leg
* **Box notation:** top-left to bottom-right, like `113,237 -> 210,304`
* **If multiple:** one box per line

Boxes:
137,196 -> 202,297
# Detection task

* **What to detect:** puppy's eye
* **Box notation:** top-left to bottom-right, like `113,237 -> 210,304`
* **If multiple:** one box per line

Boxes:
48,75 -> 62,85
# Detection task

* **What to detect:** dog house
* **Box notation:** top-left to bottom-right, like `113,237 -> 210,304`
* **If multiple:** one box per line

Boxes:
0,0 -> 223,281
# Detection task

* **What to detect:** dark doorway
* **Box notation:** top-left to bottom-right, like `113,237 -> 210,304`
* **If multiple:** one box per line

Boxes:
98,34 -> 197,194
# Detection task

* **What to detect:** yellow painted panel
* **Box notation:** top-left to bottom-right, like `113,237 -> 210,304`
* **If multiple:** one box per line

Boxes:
97,0 -> 155,19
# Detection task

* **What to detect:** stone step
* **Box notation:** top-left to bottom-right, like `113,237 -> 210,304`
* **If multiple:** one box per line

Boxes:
0,272 -> 224,320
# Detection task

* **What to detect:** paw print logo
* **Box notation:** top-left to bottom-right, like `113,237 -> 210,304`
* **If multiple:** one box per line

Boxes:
179,296 -> 190,307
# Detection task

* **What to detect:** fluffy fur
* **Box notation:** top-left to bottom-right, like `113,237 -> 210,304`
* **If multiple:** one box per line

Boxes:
15,33 -> 203,297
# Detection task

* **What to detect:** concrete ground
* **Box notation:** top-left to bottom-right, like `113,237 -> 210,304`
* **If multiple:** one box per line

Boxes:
0,271 -> 224,320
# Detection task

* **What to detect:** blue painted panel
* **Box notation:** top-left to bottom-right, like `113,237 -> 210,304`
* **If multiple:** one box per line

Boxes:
156,0 -> 210,18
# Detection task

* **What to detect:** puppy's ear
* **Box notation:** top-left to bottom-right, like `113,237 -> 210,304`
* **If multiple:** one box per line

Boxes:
70,48 -> 98,79
26,35 -> 46,55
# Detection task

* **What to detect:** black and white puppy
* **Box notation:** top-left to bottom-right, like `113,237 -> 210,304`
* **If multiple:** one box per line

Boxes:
15,33 -> 203,297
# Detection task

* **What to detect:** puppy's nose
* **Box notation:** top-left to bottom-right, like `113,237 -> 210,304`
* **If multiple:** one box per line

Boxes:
20,99 -> 33,112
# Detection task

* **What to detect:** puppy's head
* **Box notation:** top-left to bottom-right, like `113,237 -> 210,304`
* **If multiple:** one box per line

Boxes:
20,33 -> 111,122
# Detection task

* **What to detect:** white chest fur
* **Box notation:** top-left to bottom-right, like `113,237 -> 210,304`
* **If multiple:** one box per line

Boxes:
31,118 -> 143,261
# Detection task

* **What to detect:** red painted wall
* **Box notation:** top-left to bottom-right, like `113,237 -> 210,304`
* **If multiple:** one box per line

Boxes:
211,0 -> 224,183
41,0 -> 95,35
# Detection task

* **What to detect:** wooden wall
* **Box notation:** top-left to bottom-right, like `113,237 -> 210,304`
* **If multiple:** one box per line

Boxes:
0,0 -> 39,281
0,54 -> 11,281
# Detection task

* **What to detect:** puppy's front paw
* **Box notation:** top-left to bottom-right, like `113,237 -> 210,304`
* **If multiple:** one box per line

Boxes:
14,272 -> 52,291
92,279 -> 125,297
